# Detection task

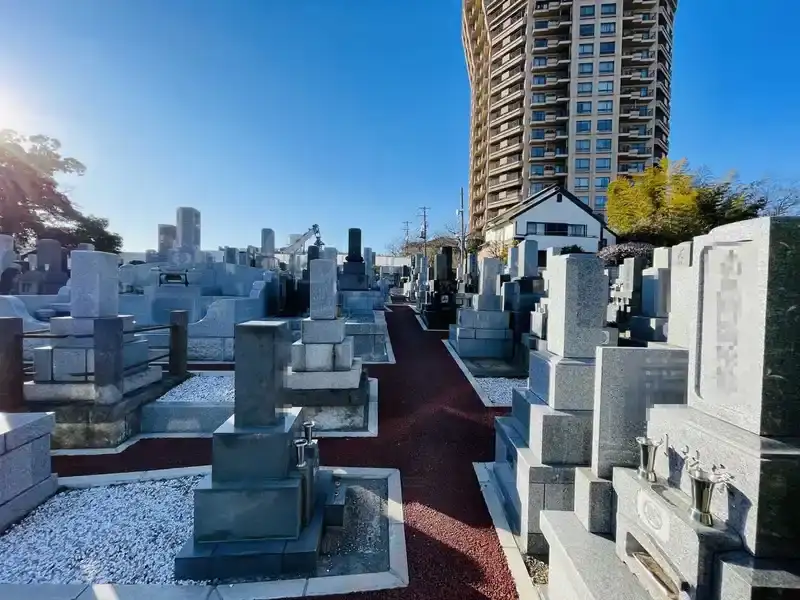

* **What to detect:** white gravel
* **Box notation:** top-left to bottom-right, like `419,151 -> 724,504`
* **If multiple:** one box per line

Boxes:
0,476 -> 202,584
157,374 -> 234,404
476,377 -> 526,407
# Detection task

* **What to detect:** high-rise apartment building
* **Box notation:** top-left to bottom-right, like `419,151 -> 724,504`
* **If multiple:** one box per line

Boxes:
176,207 -> 201,251
157,224 -> 177,257
463,0 -> 676,232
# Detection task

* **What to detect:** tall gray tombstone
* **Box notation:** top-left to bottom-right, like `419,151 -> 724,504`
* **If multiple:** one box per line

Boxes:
478,257 -> 502,296
507,246 -> 519,278
70,250 -> 120,318
261,228 -> 275,257
517,237 -> 539,278
0,234 -> 15,272
36,239 -> 63,273
309,258 -> 337,320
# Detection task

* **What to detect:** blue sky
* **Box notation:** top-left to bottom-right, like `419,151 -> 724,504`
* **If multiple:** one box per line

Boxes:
0,1 -> 796,252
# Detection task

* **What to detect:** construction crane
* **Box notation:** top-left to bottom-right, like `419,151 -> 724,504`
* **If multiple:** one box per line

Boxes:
278,224 -> 324,255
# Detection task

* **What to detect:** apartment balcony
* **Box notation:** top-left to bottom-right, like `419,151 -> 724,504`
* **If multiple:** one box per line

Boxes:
619,145 -> 653,157
531,163 -> 568,179
632,0 -> 658,6
492,68 -> 525,91
618,163 -> 647,175
532,0 -> 571,16
544,128 -> 569,140
490,121 -> 524,141
621,105 -> 654,119
488,140 -> 524,159
621,31 -> 657,44
656,114 -> 670,134
656,98 -> 670,114
654,134 -> 668,152
621,68 -> 655,81
488,156 -> 523,175
490,86 -> 524,110
619,126 -> 652,139
530,93 -> 568,107
622,50 -> 656,63
492,14 -> 525,39
488,0 -> 527,26
623,11 -> 657,25
489,104 -> 524,127
619,87 -> 654,100
532,37 -> 572,53
493,50 -> 526,71
488,174 -> 522,192
532,57 -> 565,71
529,146 -> 568,160
488,191 -> 523,208
531,73 -> 570,89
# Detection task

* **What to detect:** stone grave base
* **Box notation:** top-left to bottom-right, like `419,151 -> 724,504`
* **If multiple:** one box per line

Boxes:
283,370 -> 370,407
421,307 -> 456,330
448,328 -> 513,359
24,371 -> 189,449
175,470 -> 342,581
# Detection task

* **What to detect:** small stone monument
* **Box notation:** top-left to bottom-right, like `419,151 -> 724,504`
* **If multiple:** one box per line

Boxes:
339,228 -> 367,290
175,319 -> 345,580
493,253 -> 614,553
448,256 -> 512,358
285,259 -> 369,406
24,250 -> 163,447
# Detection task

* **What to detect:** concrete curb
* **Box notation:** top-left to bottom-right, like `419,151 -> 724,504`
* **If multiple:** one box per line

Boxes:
440,339 -> 494,408
414,314 -> 448,333
14,467 -> 407,600
473,462 -> 543,600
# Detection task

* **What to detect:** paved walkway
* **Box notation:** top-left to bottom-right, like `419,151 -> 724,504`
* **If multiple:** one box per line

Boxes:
54,306 -> 517,599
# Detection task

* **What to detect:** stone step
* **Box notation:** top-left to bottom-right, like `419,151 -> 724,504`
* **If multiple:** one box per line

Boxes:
540,511 -> 649,600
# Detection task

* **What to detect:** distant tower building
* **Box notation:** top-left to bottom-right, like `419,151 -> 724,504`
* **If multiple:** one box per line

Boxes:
176,207 -> 201,251
157,224 -> 177,259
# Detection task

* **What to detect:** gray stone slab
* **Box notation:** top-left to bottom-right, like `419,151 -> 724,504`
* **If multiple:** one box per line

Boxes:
452,337 -> 512,359
0,584 -> 89,600
70,251 -> 120,318
573,467 -> 613,534
0,473 -> 58,533
541,510 -> 650,600
479,257 -> 502,295
0,435 -> 52,505
309,259 -> 337,320
300,318 -> 346,344
687,217 -> 800,437
716,551 -> 800,600
233,320 -> 290,427
518,238 -> 539,278
140,402 -> 233,434
333,337 -> 354,371
78,585 -> 215,600
591,346 -> 688,479
285,359 -> 363,390
471,294 -> 502,311
193,474 -> 303,542
528,350 -> 596,411
0,412 -> 55,453
667,240 -> 694,348
457,309 -> 510,330
475,328 -> 512,340
546,254 -> 608,359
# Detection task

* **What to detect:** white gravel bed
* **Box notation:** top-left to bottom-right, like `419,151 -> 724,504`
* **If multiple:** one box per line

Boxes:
157,374 -> 234,404
0,476 -> 202,584
476,377 -> 526,407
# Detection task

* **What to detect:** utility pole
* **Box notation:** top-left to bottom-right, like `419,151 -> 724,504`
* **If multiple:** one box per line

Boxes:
457,187 -> 467,279
401,220 -> 411,252
418,207 -> 430,260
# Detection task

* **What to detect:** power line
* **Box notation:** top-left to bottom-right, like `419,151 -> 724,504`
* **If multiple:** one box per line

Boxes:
418,207 -> 430,259
402,220 -> 411,248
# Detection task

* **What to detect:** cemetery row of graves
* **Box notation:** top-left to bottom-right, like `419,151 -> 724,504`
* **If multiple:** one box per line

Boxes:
0,216 -> 798,600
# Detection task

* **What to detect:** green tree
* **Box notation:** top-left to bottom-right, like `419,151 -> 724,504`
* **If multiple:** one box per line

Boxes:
0,129 -> 121,249
40,215 -> 123,253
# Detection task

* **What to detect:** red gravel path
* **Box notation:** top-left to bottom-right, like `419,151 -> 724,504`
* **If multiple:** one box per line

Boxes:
54,306 -> 517,600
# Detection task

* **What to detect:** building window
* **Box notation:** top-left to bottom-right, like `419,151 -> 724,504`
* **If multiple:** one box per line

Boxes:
531,129 -> 545,140
534,20 -> 549,30
577,196 -> 590,205
596,158 -> 611,171
597,119 -> 613,132
532,93 -> 546,103
578,62 -> 594,75
578,43 -> 594,57
575,158 -> 590,172
532,111 -> 546,121
533,57 -> 548,66
599,61 -> 614,74
579,24 -> 595,37
595,177 -> 611,190
598,81 -> 614,94
575,139 -> 591,153
577,82 -> 592,95
599,42 -> 616,55
575,177 -> 590,190
526,222 -> 588,237
533,75 -> 547,84
600,3 -> 616,16
534,39 -> 548,48
531,182 -> 546,193
598,100 -> 613,113
576,120 -> 591,133
576,101 -> 592,114
531,146 -> 545,157
580,5 -> 595,18
600,22 -> 616,35
595,195 -> 608,208
596,138 -> 612,151
531,165 -> 545,176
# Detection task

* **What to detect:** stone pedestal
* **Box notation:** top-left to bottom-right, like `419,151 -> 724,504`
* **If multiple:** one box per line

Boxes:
175,319 -> 344,581
285,260 -> 368,407
23,251 -> 168,448
0,412 -> 58,533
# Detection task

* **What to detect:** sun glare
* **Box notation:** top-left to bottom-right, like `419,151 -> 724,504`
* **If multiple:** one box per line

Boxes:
0,91 -> 31,130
